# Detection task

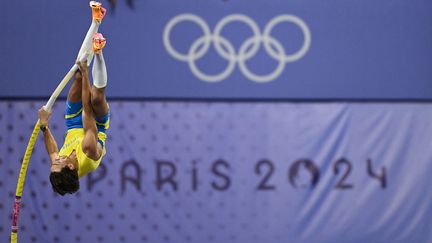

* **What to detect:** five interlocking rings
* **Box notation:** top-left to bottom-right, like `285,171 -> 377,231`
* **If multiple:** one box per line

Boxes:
163,14 -> 311,83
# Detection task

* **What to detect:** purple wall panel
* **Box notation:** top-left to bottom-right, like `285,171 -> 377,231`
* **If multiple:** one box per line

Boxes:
0,101 -> 431,243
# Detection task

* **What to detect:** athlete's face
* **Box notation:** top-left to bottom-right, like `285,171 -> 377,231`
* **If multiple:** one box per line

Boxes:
51,155 -> 76,172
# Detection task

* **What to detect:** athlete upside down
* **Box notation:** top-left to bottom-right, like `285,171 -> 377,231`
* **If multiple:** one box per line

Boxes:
38,1 -> 110,195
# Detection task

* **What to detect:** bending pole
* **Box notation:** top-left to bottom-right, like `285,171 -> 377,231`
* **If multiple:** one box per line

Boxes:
10,56 -> 86,243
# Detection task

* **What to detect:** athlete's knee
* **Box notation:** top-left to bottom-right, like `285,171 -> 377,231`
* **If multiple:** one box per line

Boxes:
91,89 -> 106,107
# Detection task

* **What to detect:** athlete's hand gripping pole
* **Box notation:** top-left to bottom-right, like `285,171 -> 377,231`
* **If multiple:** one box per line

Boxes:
10,54 -> 89,243
10,2 -> 106,241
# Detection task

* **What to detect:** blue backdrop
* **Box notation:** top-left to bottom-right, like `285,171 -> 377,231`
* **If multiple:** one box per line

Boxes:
0,101 -> 431,242
1,0 -> 432,99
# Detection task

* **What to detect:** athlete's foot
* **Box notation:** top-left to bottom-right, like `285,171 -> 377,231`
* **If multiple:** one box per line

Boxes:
93,33 -> 106,54
90,1 -> 106,23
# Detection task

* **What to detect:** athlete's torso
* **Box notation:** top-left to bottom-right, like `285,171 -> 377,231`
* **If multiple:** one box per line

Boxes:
59,128 -> 106,177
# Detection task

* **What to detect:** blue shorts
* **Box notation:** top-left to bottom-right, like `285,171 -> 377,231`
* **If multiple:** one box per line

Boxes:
65,100 -> 110,134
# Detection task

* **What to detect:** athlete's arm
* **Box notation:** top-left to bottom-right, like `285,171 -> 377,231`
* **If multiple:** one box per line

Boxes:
38,108 -> 59,163
77,61 -> 101,160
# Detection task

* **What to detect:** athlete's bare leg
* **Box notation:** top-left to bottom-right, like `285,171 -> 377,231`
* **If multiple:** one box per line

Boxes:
67,71 -> 83,102
90,34 -> 109,117
91,86 -> 109,117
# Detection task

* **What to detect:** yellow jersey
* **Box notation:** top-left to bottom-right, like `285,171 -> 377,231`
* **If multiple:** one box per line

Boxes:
58,128 -> 107,177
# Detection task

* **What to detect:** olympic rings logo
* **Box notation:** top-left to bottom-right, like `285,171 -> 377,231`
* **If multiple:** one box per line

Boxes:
163,14 -> 311,83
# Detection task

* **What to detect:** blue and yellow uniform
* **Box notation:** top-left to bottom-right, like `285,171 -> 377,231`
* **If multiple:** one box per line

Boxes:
58,100 -> 110,177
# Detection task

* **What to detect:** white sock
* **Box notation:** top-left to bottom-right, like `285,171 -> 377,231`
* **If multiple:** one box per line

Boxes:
77,21 -> 100,65
92,51 -> 107,88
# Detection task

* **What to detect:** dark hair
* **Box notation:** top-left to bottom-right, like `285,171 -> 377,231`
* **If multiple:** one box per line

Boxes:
49,167 -> 80,196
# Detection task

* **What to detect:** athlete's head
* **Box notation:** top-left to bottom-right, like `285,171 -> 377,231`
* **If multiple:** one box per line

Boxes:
49,156 -> 79,195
